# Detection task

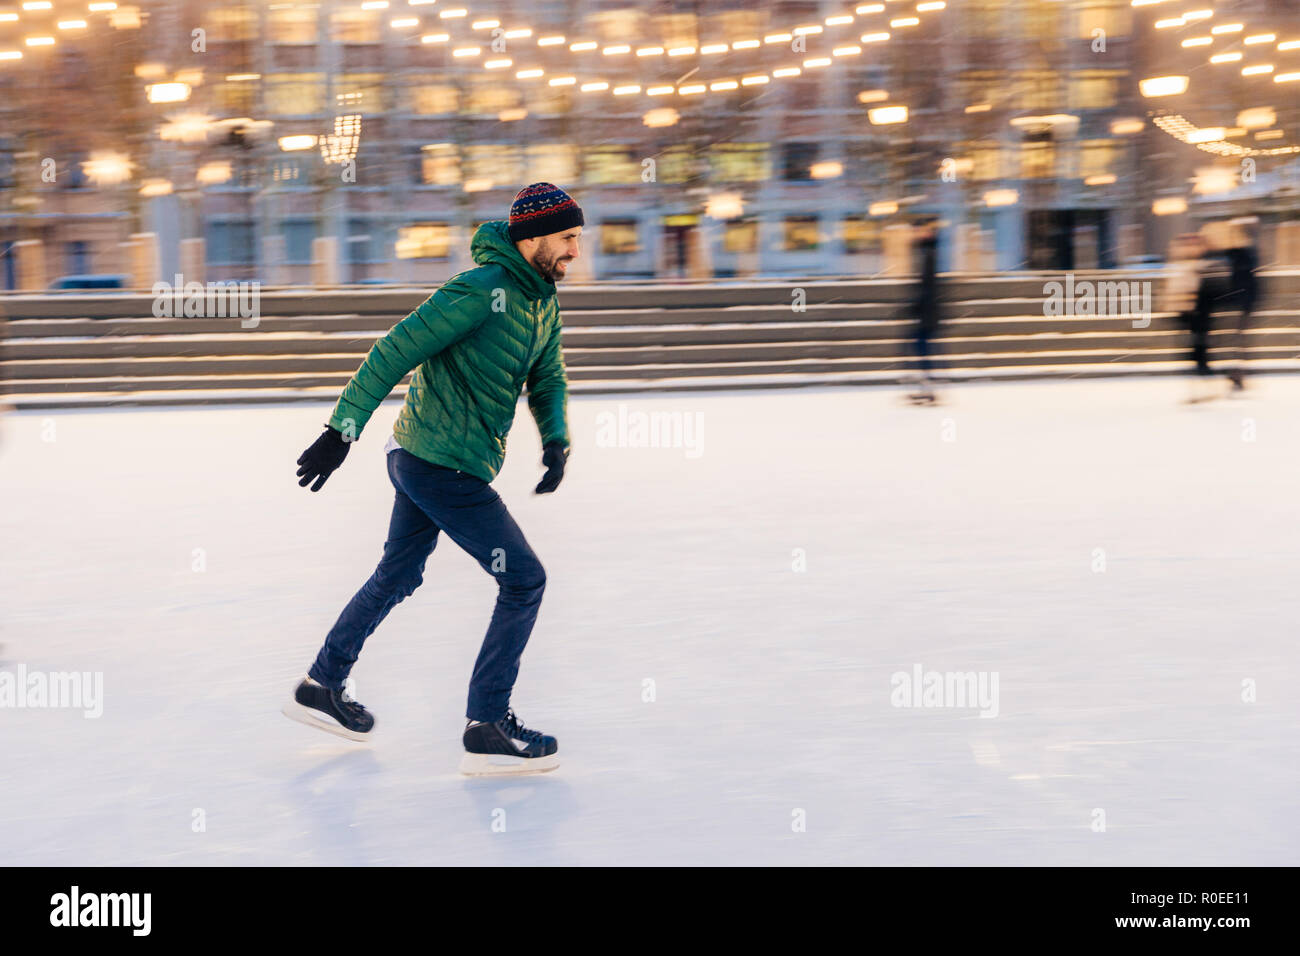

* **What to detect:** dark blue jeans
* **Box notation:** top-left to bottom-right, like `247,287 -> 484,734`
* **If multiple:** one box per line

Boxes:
309,447 -> 547,722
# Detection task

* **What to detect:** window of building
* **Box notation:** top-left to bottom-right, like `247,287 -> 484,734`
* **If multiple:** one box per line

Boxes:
588,7 -> 647,42
1015,71 -> 1064,111
601,220 -> 641,255
845,69 -> 890,109
410,82 -> 458,115
706,9 -> 763,44
206,221 -> 256,265
464,145 -> 523,188
653,12 -> 698,49
1023,0 -> 1066,41
347,222 -> 392,263
957,71 -> 1001,109
420,144 -> 459,185
1077,1 -> 1130,38
784,76 -> 822,112
844,143 -> 888,185
708,143 -> 769,183
966,142 -> 1005,181
1078,139 -> 1119,179
524,144 -> 579,185
212,80 -> 256,114
331,8 -> 381,44
1020,141 -> 1055,179
281,219 -> 318,264
657,146 -> 695,184
60,155 -> 88,189
841,216 -> 880,254
525,83 -> 571,117
583,145 -> 641,185
396,224 -> 451,259
268,4 -> 318,44
66,241 -> 90,274
1069,71 -> 1122,110
272,158 -> 305,184
264,74 -> 326,115
206,7 -> 256,42
0,150 -> 16,190
782,143 -> 819,182
723,219 -> 758,254
463,76 -> 522,115
783,216 -> 821,252
336,74 -> 387,113
966,0 -> 1010,39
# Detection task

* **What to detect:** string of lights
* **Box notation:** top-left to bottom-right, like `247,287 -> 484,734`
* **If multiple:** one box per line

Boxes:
379,0 -> 935,64
391,0 -> 944,103
0,1 -> 130,60
1130,0 -> 1299,157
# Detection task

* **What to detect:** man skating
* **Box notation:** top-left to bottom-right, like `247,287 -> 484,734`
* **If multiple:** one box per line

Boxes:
284,183 -> 583,775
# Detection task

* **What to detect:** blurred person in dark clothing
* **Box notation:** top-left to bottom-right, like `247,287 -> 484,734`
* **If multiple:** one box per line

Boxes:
906,219 -> 942,404
1166,233 -> 1213,392
1223,218 -> 1260,392
1182,223 -> 1235,402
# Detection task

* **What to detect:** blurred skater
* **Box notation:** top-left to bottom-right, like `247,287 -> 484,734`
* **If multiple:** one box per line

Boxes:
1223,217 -> 1260,392
1166,233 -> 1214,402
1182,223 -> 1236,403
907,219 -> 943,404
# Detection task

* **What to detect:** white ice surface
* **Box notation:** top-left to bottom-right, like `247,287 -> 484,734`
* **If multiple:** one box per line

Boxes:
0,376 -> 1297,865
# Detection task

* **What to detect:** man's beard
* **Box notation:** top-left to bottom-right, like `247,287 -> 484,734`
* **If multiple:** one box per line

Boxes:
530,244 -> 574,282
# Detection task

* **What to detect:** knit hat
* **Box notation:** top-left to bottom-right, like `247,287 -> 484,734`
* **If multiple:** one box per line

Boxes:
507,183 -> 585,243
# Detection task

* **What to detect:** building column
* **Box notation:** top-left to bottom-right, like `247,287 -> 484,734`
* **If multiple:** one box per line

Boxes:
882,223 -> 912,276
1073,225 -> 1098,270
1275,220 -> 1300,267
127,232 -> 161,288
179,238 -> 205,284
262,234 -> 287,286
13,239 -> 47,290
311,236 -> 339,286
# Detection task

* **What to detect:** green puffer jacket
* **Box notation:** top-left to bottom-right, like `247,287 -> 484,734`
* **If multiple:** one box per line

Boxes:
327,220 -> 569,482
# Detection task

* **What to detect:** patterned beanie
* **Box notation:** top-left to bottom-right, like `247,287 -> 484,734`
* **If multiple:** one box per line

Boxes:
507,182 -> 585,243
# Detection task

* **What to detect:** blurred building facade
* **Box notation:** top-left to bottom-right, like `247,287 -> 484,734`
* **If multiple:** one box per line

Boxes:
0,0 -> 1297,287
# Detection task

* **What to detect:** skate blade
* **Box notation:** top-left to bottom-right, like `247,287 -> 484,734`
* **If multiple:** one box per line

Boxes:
281,700 -> 373,743
459,752 -> 559,776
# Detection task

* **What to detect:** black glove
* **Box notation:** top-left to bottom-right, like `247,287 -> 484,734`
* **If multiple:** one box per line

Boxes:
296,426 -> 351,492
534,441 -> 568,494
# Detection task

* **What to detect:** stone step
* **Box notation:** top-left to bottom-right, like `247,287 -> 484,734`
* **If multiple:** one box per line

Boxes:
4,343 -> 1296,392
3,271 -> 1295,320
3,326 -> 1296,373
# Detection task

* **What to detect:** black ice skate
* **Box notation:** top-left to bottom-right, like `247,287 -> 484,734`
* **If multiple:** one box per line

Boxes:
281,676 -> 375,742
460,708 -> 559,776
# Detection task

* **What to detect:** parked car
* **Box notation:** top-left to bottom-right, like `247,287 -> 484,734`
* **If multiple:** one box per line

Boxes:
48,274 -> 129,290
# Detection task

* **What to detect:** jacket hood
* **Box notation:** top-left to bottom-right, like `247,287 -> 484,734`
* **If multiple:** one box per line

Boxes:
471,220 -> 555,301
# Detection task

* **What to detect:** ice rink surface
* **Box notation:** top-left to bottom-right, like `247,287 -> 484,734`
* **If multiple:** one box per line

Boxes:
1,375 -> 1297,865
